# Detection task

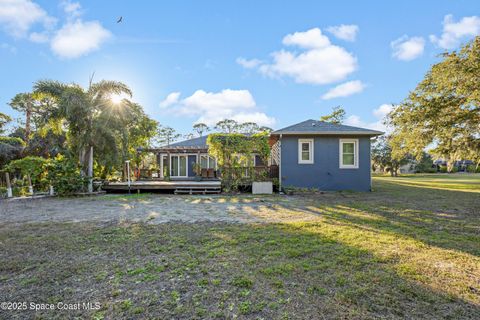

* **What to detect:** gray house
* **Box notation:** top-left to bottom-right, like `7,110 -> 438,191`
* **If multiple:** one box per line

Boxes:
270,120 -> 383,191
142,119 -> 382,192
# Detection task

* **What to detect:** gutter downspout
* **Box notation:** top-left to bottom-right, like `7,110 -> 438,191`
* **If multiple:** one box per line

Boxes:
279,134 -> 282,194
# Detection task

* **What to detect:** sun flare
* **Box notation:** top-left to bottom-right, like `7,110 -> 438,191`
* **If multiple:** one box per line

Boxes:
109,93 -> 127,104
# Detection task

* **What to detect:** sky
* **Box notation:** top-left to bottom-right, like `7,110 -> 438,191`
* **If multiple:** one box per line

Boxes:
1,0 -> 480,136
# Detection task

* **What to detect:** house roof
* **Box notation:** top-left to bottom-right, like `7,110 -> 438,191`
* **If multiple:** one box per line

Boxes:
169,135 -> 208,148
272,119 -> 383,136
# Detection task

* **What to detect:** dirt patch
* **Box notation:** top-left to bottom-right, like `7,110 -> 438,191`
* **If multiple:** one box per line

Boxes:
0,194 -> 326,225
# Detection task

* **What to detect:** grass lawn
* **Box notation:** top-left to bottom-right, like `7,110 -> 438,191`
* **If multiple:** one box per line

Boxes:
1,174 -> 479,319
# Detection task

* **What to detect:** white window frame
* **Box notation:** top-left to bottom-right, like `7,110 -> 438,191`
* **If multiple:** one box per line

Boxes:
200,154 -> 217,169
298,139 -> 314,164
339,139 -> 359,169
170,154 -> 188,177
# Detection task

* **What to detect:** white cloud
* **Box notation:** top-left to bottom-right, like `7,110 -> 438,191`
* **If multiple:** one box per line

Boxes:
29,31 -> 48,43
0,0 -> 111,59
240,27 -> 358,85
61,0 -> 82,18
0,0 -> 55,37
430,15 -> 480,49
159,89 -> 276,127
391,35 -> 425,61
50,20 -> 111,59
159,92 -> 181,108
345,104 -> 393,132
321,80 -> 365,100
282,27 -> 330,48
326,24 -> 359,42
236,57 -> 262,69
372,103 -> 393,119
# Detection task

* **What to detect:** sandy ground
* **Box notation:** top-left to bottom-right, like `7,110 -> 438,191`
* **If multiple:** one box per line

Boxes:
0,194 -> 324,225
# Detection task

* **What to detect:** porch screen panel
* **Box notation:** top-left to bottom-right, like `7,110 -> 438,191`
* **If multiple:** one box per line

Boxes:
162,156 -> 168,177
171,156 -> 179,176
200,155 -> 208,169
179,156 -> 187,176
209,156 -> 216,169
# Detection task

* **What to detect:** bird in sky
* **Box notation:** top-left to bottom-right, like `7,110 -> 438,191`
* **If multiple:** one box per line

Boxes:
117,16 -> 123,23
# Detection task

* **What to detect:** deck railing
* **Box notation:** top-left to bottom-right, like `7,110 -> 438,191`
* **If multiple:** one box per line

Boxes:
137,165 -> 279,181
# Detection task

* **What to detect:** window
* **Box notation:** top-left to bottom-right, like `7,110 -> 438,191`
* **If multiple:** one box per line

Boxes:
200,155 -> 208,169
339,139 -> 359,169
298,139 -> 314,164
200,155 -> 216,169
171,155 -> 187,176
162,155 -> 168,177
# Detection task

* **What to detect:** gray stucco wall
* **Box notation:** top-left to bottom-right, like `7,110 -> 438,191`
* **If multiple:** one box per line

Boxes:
280,135 -> 372,191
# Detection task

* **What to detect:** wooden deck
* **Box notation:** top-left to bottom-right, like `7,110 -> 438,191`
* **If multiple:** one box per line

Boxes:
103,180 -> 222,194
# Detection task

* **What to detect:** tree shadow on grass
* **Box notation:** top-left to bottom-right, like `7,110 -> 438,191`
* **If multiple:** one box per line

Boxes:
301,202 -> 480,258
370,178 -> 480,216
0,222 -> 479,319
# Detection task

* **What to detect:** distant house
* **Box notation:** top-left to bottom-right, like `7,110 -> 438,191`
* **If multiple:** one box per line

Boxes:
270,120 -> 383,191
144,119 -> 383,191
434,159 -> 475,172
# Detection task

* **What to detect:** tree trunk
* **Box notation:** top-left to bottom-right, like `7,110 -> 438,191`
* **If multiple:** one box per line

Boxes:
87,146 -> 93,193
447,160 -> 455,173
79,148 -> 86,176
25,106 -> 31,144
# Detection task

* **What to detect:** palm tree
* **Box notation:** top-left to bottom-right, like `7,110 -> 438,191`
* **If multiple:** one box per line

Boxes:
0,111 -> 11,134
34,79 -> 133,192
9,93 -> 35,143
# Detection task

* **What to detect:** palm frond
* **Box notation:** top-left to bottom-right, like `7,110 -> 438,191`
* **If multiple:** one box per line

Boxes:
88,80 -> 132,98
33,80 -> 79,97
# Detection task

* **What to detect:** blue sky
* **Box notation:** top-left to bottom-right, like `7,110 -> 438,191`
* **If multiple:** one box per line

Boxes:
1,0 -> 480,135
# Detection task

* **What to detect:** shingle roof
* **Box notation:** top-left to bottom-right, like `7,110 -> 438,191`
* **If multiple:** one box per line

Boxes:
168,135 -> 209,148
272,119 -> 383,136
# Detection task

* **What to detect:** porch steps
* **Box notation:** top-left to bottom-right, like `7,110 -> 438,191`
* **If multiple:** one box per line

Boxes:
174,186 -> 221,195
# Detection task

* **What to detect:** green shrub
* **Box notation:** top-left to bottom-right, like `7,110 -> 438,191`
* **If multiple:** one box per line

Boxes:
0,136 -> 25,147
466,165 -> 479,173
4,156 -> 48,189
414,152 -> 435,173
0,136 -> 25,168
47,155 -> 87,195
439,166 -> 448,173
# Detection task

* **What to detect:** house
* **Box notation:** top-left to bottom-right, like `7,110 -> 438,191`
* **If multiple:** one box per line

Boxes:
142,119 -> 382,192
270,119 -> 383,191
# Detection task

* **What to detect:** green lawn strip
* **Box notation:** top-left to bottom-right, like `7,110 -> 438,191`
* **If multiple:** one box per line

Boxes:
1,221 -> 478,319
0,174 -> 479,319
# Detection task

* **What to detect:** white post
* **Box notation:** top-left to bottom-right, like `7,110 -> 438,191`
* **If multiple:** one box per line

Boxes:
49,185 -> 54,196
126,160 -> 131,194
88,145 -> 93,193
27,174 -> 33,195
5,172 -> 12,198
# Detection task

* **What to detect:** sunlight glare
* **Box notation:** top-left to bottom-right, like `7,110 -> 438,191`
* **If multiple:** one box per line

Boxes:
110,93 -> 127,104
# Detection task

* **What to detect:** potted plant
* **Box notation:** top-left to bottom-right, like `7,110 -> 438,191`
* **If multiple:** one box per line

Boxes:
252,169 -> 273,195
193,163 -> 202,181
